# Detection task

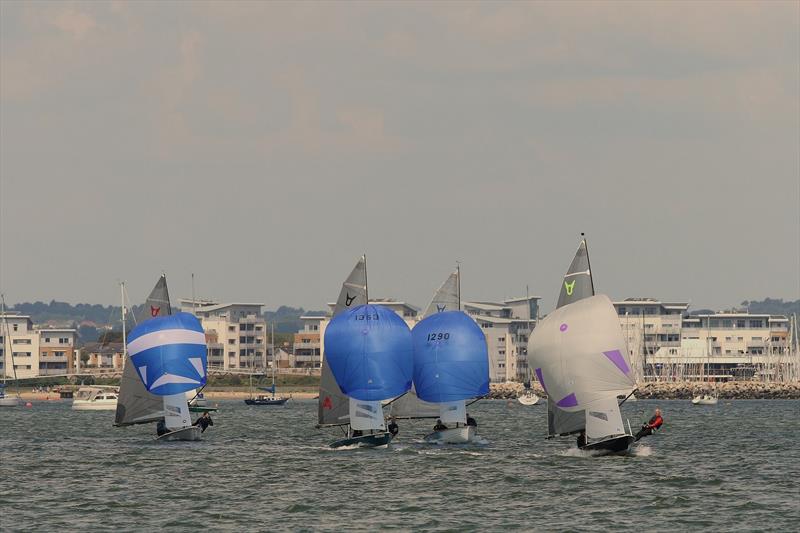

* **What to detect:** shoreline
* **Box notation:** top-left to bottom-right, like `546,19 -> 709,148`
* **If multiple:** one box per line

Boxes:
488,381 -> 800,400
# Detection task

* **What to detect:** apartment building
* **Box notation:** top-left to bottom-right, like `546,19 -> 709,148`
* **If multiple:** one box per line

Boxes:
181,299 -> 267,371
1,314 -> 40,379
38,327 -> 78,375
681,312 -> 793,380
462,297 -> 539,383
613,298 -> 689,381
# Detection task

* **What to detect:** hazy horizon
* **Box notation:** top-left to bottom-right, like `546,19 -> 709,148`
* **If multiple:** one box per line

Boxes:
2,1 -> 798,314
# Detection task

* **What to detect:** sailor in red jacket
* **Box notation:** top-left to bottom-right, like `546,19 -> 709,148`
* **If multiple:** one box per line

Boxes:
634,408 -> 663,441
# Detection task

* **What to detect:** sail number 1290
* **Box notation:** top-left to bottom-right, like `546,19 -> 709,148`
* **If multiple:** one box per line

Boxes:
427,332 -> 450,341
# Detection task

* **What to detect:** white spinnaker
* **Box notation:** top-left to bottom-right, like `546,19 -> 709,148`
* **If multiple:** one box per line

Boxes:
439,400 -> 466,425
349,400 -> 386,431
585,396 -> 626,439
527,295 -> 635,412
422,270 -> 459,317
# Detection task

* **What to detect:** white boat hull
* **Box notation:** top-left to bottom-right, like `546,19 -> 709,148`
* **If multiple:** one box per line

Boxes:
692,396 -> 718,405
424,426 -> 477,444
0,396 -> 20,407
156,426 -> 202,442
72,399 -> 118,411
518,392 -> 540,406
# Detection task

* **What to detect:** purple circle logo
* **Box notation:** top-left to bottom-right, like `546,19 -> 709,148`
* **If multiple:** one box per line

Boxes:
559,323 -> 568,332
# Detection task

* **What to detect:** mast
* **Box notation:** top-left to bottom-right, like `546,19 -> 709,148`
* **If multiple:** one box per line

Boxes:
456,263 -> 461,310
120,282 -> 127,360
582,233 -> 595,296
1,294 -> 18,387
363,254 -> 369,303
271,322 -> 276,394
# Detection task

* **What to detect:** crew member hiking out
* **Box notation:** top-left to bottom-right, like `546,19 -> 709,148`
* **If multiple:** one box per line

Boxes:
193,411 -> 214,433
387,417 -> 399,437
634,408 -> 663,441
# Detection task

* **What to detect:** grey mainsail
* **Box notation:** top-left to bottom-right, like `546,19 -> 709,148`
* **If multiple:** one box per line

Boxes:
389,389 -> 440,419
421,269 -> 460,317
115,275 -> 172,427
547,237 -> 594,436
317,256 -> 367,427
556,238 -> 593,309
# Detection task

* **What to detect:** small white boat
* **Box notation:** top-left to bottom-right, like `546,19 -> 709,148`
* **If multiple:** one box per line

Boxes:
72,386 -> 119,411
518,390 -> 540,406
0,392 -> 20,407
424,425 -> 477,444
692,394 -> 718,405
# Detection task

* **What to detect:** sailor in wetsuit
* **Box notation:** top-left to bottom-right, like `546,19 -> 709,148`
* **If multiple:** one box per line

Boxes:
156,419 -> 169,436
433,419 -> 448,432
466,414 -> 477,428
634,408 -> 663,441
193,411 -> 214,433
387,417 -> 399,437
577,430 -> 587,448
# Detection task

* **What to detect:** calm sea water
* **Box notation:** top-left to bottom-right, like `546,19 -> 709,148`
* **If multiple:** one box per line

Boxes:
1,399 -> 798,532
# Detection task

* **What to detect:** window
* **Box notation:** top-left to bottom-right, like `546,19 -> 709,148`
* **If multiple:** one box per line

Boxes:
13,324 -> 18,331
750,320 -> 763,328
228,326 -> 236,332
751,337 -> 762,342
722,320 -> 732,328
228,339 -> 236,345
228,351 -> 235,357
44,337 -> 51,343
41,351 -> 48,357
710,319 -> 719,327
12,339 -> 31,344
498,337 -> 505,343
55,351 -> 65,357
618,307 -> 626,315
59,337 -> 69,344
736,320 -> 745,328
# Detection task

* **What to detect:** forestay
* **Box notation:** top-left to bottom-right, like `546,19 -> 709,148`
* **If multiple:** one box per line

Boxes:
528,295 -> 635,435
318,256 -> 368,427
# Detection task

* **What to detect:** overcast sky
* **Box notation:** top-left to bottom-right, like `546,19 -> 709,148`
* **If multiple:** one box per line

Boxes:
1,1 -> 798,313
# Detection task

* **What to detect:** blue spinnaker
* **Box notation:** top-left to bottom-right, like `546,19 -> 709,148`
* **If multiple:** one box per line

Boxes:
324,304 -> 413,401
412,311 -> 489,403
126,312 -> 208,396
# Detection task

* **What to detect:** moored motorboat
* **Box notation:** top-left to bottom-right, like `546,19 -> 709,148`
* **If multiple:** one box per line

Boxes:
245,395 -> 289,406
518,389 -> 540,406
72,386 -> 119,411
692,394 -> 718,405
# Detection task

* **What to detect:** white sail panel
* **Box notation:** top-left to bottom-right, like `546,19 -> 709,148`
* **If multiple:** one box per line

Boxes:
528,295 -> 635,412
163,392 -> 192,430
439,400 -> 466,424
318,256 -> 368,426
349,399 -> 386,431
422,270 -> 459,318
585,396 -> 626,439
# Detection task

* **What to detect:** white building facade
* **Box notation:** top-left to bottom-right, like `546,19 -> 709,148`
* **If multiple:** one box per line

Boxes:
181,300 -> 267,371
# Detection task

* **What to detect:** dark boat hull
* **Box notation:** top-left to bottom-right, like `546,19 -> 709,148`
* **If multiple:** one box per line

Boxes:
244,398 -> 289,406
581,434 -> 634,456
330,432 -> 393,449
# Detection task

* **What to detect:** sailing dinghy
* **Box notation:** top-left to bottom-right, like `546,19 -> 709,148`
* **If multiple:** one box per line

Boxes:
318,256 -> 410,448
528,236 -> 637,455
395,268 -> 489,443
115,276 -> 208,441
